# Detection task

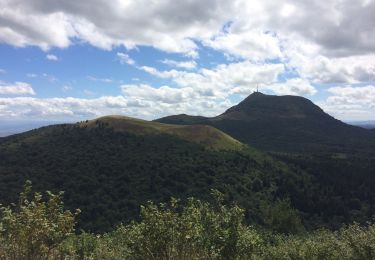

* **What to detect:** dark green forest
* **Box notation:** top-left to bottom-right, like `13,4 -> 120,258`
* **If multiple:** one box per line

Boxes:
0,122 -> 375,234
2,184 -> 375,259
0,124 -> 307,233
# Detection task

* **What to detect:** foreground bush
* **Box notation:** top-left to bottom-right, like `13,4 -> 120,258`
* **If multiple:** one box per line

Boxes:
2,183 -> 375,259
0,181 -> 79,259
121,193 -> 263,259
60,192 -> 264,259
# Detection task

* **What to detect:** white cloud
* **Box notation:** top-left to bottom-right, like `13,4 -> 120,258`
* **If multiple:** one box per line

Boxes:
204,29 -> 282,61
0,0 -> 374,59
0,96 -> 127,119
0,93 -> 232,120
327,85 -> 375,106
230,78 -> 316,97
140,61 -> 285,98
0,0 -> 373,86
267,78 -> 317,96
87,76 -> 113,83
0,0 -> 236,55
117,52 -> 135,65
42,73 -> 58,83
319,85 -> 375,120
284,39 -> 375,84
0,82 -> 35,95
161,59 -> 197,69
46,54 -> 58,61
121,83 -> 233,117
122,84 -> 197,104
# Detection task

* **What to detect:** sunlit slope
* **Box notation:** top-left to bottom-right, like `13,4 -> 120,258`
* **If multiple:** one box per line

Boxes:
80,115 -> 243,151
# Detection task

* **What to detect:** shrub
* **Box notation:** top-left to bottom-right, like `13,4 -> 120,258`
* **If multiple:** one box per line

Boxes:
121,191 -> 264,259
0,181 -> 79,260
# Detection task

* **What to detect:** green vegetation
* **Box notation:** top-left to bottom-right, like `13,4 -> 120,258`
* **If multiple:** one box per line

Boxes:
0,181 -> 79,259
155,92 -> 375,231
2,184 -> 375,259
0,123 -> 309,232
156,92 -> 375,154
1,116 -> 375,234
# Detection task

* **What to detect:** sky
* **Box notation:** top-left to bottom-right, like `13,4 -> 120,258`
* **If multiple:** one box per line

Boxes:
0,0 -> 375,123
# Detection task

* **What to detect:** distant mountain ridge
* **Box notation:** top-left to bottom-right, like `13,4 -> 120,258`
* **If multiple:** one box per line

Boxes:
156,92 -> 375,153
349,121 -> 375,130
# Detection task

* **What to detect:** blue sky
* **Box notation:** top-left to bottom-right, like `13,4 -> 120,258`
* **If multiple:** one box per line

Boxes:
0,0 -> 375,123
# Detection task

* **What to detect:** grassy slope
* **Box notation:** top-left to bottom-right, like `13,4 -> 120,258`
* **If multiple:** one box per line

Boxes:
80,115 -> 244,151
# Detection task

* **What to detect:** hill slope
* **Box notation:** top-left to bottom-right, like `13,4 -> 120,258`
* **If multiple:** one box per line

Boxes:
1,114 -> 375,233
79,115 -> 243,151
156,92 -> 375,153
0,117 -> 309,232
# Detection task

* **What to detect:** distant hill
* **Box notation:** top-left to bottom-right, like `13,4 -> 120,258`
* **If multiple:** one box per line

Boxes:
0,116 -> 310,232
0,120 -> 64,137
156,92 -> 375,154
349,121 -> 375,130
79,115 -> 243,151
2,112 -> 375,233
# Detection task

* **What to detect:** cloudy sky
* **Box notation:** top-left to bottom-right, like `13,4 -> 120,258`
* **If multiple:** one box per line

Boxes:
0,0 -> 375,122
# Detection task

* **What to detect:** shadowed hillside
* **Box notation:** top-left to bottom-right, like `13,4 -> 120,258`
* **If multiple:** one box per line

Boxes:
156,92 -> 375,154
0,117 -> 312,232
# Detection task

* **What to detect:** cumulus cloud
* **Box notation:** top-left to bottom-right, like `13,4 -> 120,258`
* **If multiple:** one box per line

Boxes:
284,40 -> 375,83
160,59 -> 197,69
122,84 -> 196,104
121,83 -> 233,117
117,52 -> 135,65
140,61 -> 284,97
46,54 -> 58,61
229,78 -> 316,97
0,82 -> 35,95
268,78 -> 317,96
318,85 -> 375,120
234,0 -> 375,57
0,0 -> 235,55
204,29 -> 282,61
2,0 -> 374,57
327,85 -> 375,106
0,92 -> 233,120
27,73 -> 38,78
0,0 -> 374,84
0,96 -> 127,119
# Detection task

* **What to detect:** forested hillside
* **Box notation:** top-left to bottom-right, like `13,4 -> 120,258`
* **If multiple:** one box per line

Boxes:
157,92 -> 375,154
1,114 -> 375,234
0,120 -> 307,232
